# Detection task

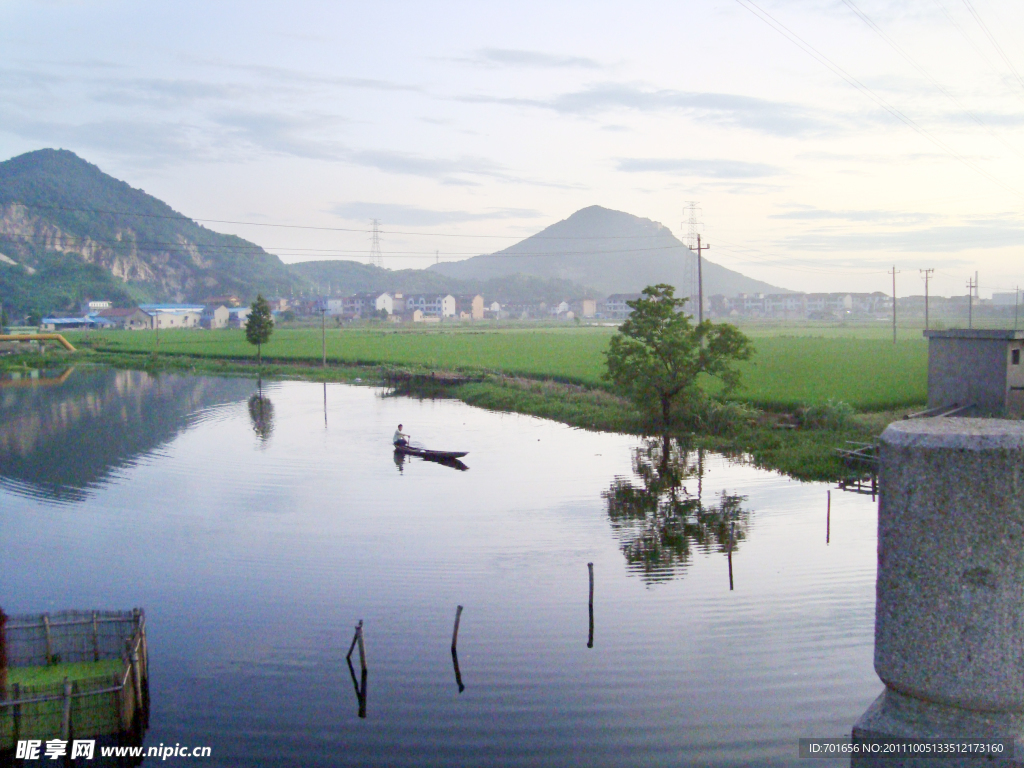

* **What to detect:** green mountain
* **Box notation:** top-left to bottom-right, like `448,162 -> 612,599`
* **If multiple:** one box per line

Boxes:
289,260 -> 598,304
427,205 -> 788,297
0,149 -> 305,316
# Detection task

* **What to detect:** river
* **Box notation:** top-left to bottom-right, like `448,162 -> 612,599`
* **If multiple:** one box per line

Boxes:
0,368 -> 881,766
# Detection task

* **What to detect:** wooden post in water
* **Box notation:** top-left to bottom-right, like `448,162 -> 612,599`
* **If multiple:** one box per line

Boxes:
61,677 -> 72,741
727,522 -> 735,592
587,563 -> 594,648
356,622 -> 367,673
0,607 -> 8,701
451,606 -> 463,652
826,490 -> 831,545
43,613 -> 53,664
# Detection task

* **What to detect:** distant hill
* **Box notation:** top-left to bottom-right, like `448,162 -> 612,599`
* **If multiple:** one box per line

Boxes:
428,205 -> 788,297
0,149 -> 305,315
289,260 -> 598,304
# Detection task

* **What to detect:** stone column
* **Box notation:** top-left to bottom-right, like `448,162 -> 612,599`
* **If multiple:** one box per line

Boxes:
853,418 -> 1024,767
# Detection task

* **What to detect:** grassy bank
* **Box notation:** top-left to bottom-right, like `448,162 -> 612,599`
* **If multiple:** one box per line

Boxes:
72,324 -> 929,410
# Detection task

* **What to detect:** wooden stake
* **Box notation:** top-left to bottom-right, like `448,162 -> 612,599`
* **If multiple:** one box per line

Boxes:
727,522 -> 735,592
356,623 -> 367,673
587,562 -> 594,648
92,611 -> 100,662
451,605 -> 463,652
61,677 -> 72,741
451,648 -> 465,693
346,621 -> 362,662
0,607 -> 7,700
827,490 -> 831,545
43,613 -> 53,664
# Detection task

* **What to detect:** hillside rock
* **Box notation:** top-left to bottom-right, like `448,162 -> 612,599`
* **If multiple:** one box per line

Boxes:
0,149 -> 305,314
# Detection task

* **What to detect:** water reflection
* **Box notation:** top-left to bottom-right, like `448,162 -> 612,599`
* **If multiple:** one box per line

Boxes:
603,437 -> 749,583
0,368 -> 255,502
247,389 -> 274,443
392,449 -> 468,473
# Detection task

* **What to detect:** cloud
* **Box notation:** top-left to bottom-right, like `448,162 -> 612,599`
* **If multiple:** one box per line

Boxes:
457,83 -> 832,136
347,149 -> 505,180
617,157 -> 782,178
328,202 -> 542,226
468,48 -> 602,69
778,217 -> 1024,252
770,206 -> 937,224
214,111 -> 348,160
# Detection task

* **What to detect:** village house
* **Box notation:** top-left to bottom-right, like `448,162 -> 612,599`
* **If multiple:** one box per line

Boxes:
139,304 -> 204,329
405,293 -> 456,318
601,293 -> 642,320
455,294 -> 484,320
201,305 -> 230,329
228,307 -> 251,327
96,307 -> 152,330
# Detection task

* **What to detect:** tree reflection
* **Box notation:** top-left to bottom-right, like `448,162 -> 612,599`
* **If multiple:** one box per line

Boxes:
247,384 -> 274,443
603,437 -> 748,583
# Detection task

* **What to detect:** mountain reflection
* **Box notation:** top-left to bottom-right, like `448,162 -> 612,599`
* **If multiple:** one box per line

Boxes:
603,438 -> 748,583
0,368 -> 254,502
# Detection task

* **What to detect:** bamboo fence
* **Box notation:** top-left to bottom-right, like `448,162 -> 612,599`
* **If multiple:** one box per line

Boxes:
0,608 -> 148,750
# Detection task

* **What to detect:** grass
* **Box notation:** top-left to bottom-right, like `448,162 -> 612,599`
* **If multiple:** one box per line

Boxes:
8,659 -> 124,688
71,323 -> 929,410
1,660 -> 126,747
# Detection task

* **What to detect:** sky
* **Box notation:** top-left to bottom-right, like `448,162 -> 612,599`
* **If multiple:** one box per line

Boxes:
2,0 -> 1023,298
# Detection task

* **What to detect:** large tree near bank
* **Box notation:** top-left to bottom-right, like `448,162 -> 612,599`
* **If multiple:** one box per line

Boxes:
605,284 -> 752,430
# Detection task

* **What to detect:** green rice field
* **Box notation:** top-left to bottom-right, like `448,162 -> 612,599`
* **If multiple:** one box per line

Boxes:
75,323 -> 930,411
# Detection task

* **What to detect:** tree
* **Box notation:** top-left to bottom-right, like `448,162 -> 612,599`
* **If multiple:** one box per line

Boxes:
245,294 -> 274,366
605,284 -> 752,430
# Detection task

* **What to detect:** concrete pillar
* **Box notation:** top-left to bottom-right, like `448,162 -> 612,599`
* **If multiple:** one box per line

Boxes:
853,417 -> 1024,767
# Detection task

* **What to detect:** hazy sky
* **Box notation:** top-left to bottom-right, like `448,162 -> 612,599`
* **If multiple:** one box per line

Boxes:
2,0 -> 1023,297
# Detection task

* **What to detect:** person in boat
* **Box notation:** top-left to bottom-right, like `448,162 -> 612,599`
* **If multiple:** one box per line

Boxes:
393,424 -> 410,447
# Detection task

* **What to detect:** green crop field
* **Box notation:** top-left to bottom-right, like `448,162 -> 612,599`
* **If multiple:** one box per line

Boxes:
74,324 -> 929,411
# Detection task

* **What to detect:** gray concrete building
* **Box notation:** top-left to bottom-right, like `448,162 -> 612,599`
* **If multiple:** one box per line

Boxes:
924,329 -> 1024,418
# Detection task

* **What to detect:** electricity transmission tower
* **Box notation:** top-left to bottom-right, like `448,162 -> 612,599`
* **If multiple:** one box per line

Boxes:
683,202 -> 702,309
370,219 -> 383,268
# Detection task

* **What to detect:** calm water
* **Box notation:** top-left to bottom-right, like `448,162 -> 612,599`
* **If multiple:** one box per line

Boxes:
0,369 -> 882,766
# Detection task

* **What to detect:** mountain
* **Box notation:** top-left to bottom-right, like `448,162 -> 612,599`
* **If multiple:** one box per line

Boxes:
427,205 -> 788,297
0,149 -> 305,315
289,260 -> 597,304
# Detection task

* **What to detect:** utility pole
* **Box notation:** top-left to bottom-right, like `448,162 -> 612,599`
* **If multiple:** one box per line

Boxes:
919,268 -> 934,330
684,202 -> 701,309
966,275 -> 975,329
693,234 -> 710,324
1014,286 -> 1019,331
320,300 -> 326,368
370,219 -> 383,268
435,249 -> 439,265
889,266 -> 900,344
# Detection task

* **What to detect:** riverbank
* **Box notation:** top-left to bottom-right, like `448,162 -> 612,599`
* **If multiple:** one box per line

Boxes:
11,346 -> 893,482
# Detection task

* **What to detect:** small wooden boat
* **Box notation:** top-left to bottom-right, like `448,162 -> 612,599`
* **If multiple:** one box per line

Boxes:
393,443 -> 468,460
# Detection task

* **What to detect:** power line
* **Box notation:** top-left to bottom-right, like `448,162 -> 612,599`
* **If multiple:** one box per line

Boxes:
840,0 -> 1024,161
961,0 -> 1024,96
930,0 -> 1024,108
733,0 -> 1024,200
4,203 -> 670,241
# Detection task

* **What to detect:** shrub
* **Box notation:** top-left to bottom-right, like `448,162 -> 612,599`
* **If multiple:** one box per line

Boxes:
798,398 -> 855,430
